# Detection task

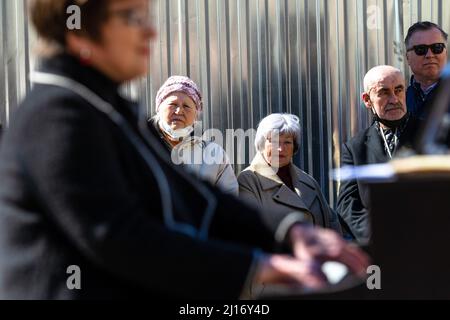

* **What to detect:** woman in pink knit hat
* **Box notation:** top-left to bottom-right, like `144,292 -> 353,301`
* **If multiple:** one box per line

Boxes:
148,75 -> 238,195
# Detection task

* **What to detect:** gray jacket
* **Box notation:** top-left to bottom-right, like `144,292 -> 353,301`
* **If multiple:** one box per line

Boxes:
238,153 -> 342,233
171,137 -> 239,196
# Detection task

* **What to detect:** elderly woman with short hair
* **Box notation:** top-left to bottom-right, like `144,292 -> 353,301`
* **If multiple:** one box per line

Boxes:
238,113 -> 342,232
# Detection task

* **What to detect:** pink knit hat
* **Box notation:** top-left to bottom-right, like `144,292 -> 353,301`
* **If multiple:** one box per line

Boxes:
155,76 -> 203,113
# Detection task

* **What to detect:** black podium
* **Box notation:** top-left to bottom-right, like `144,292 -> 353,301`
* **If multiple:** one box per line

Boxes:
368,175 -> 450,299
259,175 -> 450,300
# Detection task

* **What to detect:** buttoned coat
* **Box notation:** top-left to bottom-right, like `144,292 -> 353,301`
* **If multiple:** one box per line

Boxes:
336,118 -> 419,243
238,153 -> 342,233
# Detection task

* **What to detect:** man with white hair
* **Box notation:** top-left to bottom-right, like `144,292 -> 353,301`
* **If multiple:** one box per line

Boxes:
337,65 -> 420,243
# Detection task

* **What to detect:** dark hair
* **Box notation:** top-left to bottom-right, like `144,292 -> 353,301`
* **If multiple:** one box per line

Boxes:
29,0 -> 109,48
405,21 -> 448,48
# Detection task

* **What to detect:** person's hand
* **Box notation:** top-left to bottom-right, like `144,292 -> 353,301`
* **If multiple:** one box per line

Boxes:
252,254 -> 328,291
289,224 -> 370,277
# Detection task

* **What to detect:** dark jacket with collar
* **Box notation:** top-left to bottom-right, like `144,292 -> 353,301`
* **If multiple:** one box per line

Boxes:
406,76 -> 440,120
336,116 -> 419,243
0,54 -> 294,299
238,153 -> 342,234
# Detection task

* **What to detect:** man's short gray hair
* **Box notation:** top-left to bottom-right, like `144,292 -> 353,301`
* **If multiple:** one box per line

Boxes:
363,65 -> 403,93
255,113 -> 301,153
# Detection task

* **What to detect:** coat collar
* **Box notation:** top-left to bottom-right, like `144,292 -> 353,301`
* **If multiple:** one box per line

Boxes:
365,119 -> 415,162
410,75 -> 440,95
148,117 -> 206,152
366,124 -> 390,163
247,153 -> 316,190
40,53 -> 121,106
246,153 -> 318,211
247,152 -> 284,189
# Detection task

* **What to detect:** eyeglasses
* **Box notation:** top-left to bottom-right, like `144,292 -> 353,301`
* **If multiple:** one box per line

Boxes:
407,43 -> 446,56
108,8 -> 152,27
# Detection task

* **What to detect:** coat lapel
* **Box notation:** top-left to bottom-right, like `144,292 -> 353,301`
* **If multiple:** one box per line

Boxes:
247,153 -> 283,189
248,153 -> 315,212
290,166 -> 318,209
271,185 -> 310,211
366,124 -> 389,163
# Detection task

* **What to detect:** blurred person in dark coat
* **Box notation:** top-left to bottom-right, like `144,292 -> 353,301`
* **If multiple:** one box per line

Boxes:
0,0 -> 369,299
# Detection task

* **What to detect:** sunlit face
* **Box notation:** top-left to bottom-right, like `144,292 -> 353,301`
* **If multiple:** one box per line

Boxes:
363,71 -> 407,121
158,92 -> 198,130
263,133 -> 295,168
406,28 -> 448,84
82,0 -> 157,82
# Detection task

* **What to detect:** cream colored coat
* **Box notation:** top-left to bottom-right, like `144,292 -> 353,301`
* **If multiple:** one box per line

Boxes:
238,153 -> 342,232
171,137 -> 239,196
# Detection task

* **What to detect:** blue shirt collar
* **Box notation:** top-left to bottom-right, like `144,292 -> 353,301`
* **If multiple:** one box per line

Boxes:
410,75 -> 439,95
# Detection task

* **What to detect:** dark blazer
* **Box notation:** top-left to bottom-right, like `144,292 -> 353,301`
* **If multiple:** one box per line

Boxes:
0,54 -> 294,299
336,117 -> 419,243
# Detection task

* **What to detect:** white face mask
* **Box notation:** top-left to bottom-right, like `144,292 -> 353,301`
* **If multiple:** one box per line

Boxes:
159,119 -> 194,140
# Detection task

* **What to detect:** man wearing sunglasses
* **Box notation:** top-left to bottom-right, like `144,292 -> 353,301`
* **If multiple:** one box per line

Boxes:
405,21 -> 448,119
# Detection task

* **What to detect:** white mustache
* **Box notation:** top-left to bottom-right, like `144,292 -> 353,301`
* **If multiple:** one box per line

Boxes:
385,103 -> 403,111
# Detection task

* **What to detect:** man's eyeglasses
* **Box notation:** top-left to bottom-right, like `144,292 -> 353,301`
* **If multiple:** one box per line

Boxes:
109,8 -> 152,27
407,43 -> 446,56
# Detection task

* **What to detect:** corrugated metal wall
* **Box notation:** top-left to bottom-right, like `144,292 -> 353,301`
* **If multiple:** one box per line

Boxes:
1,0 -> 449,204
0,0 -> 31,129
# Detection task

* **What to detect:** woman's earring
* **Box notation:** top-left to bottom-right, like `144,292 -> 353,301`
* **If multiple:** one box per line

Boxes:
79,47 -> 92,65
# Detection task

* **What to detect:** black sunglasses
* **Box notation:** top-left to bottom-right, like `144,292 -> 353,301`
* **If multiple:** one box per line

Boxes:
407,43 -> 446,56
